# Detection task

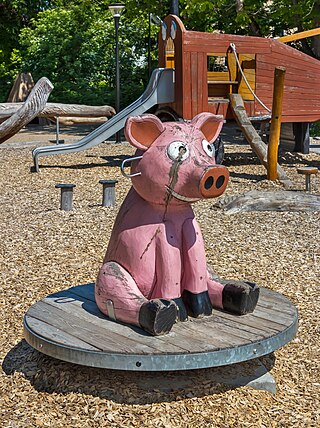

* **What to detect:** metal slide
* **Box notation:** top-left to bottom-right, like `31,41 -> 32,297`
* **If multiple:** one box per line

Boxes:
33,68 -> 175,172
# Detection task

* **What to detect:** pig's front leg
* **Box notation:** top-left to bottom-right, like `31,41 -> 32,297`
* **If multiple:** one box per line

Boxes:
96,261 -> 177,335
181,218 -> 213,318
151,231 -> 188,322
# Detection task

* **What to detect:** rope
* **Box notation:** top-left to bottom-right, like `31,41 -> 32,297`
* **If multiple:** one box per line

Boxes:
229,43 -> 271,113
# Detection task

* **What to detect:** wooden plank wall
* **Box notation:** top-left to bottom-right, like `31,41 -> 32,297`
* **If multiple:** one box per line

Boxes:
183,32 -> 270,119
255,39 -> 320,122
183,51 -> 208,119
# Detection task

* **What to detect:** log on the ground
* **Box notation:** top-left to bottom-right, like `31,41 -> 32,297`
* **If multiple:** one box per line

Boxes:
229,94 -> 293,188
217,190 -> 320,214
0,77 -> 53,144
57,116 -> 109,125
0,102 -> 116,119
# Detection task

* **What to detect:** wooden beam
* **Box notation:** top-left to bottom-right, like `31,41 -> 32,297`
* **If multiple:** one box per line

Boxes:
277,28 -> 320,43
267,66 -> 286,180
229,93 -> 293,187
0,103 -> 116,119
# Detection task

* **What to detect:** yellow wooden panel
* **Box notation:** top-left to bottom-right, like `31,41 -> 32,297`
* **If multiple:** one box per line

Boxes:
165,38 -> 175,69
238,54 -> 256,101
207,71 -> 229,81
227,53 -> 237,81
166,56 -> 175,68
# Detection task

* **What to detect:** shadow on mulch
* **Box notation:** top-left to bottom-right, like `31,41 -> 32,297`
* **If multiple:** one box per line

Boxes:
229,171 -> 266,182
224,150 -> 320,169
31,154 -> 128,173
2,340 -> 275,404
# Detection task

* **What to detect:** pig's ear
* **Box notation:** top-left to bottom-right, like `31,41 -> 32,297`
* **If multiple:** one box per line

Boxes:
191,112 -> 224,143
124,114 -> 164,151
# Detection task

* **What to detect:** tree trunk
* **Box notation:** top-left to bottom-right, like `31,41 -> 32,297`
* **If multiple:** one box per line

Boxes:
312,1 -> 320,59
0,103 -> 116,119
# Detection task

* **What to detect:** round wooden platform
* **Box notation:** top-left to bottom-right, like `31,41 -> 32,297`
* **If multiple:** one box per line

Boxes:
24,284 -> 298,371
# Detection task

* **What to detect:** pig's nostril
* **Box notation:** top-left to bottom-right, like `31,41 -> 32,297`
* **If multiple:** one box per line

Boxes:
204,176 -> 214,190
216,175 -> 225,189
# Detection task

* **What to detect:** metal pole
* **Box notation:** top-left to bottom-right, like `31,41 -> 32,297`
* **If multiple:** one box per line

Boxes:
56,114 -> 60,144
170,0 -> 179,16
148,12 -> 151,78
115,15 -> 121,143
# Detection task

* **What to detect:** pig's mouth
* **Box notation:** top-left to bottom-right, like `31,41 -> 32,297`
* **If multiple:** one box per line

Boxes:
166,186 -> 200,203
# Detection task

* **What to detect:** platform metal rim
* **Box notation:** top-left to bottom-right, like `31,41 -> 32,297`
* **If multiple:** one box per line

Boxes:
23,307 -> 298,372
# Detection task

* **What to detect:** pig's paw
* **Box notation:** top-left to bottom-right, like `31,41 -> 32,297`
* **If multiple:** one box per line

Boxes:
222,281 -> 260,315
182,290 -> 212,318
172,297 -> 188,322
139,299 -> 177,336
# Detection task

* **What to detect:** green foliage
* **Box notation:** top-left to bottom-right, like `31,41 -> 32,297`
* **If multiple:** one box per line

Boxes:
0,48 -> 22,100
0,1 -> 59,99
18,3 -> 154,106
310,121 -> 320,137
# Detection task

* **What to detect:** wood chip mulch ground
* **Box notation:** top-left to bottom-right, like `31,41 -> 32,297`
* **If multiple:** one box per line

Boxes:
0,124 -> 319,427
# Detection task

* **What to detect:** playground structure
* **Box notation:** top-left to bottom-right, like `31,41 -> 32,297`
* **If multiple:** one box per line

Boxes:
157,15 -> 320,154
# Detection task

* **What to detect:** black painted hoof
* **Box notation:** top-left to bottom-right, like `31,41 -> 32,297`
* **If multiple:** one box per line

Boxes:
182,290 -> 212,318
172,297 -> 188,322
139,299 -> 177,336
222,281 -> 260,315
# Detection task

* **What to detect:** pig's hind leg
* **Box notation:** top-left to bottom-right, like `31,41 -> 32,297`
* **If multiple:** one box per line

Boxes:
95,261 -> 177,335
207,267 -> 259,315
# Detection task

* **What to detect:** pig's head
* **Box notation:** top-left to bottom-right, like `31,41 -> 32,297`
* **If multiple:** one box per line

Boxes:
124,112 -> 229,206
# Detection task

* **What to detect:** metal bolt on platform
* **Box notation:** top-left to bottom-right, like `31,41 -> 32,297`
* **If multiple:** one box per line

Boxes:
55,183 -> 76,211
99,179 -> 118,207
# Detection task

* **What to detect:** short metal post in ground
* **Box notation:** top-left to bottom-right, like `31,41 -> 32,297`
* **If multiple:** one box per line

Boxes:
50,114 -> 64,144
99,179 -> 118,207
55,183 -> 76,211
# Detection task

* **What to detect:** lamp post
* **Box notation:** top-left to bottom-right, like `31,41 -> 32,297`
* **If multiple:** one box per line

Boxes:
170,0 -> 179,16
108,3 -> 125,143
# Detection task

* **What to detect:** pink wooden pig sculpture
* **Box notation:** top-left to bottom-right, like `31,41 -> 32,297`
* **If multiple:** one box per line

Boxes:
95,113 -> 259,335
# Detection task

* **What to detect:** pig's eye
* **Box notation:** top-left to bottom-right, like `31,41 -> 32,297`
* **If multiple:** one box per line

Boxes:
202,139 -> 216,158
167,141 -> 189,161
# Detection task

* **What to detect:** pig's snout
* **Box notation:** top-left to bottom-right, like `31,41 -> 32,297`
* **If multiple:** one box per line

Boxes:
200,166 -> 229,198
